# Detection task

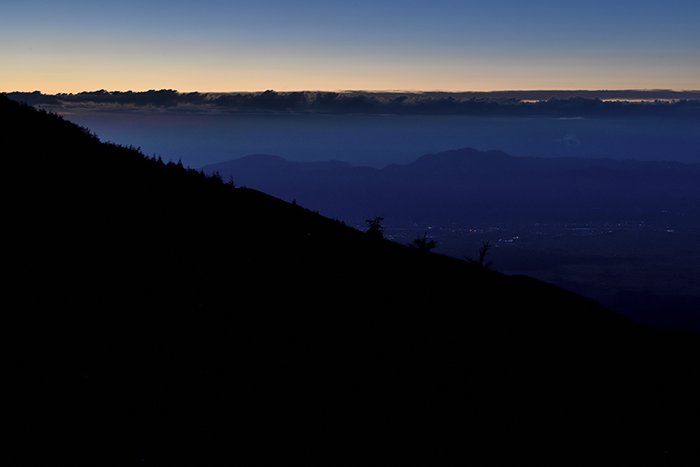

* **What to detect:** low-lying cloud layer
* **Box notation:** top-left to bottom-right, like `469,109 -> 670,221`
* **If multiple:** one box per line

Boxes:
5,89 -> 700,117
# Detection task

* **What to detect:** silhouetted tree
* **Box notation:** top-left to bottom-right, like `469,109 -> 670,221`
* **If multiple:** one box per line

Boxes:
466,240 -> 492,269
365,216 -> 384,240
410,231 -> 437,252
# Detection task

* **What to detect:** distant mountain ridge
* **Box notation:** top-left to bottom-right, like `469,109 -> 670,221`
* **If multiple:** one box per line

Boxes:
204,148 -> 700,225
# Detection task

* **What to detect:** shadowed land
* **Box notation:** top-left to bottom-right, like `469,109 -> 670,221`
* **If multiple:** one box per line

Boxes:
3,95 -> 698,465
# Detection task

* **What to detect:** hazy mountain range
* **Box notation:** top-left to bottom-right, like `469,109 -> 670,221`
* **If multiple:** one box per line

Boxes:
204,148 -> 700,226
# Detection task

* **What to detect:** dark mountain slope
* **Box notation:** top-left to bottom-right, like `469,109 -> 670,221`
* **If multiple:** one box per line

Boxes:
3,96 -> 699,465
203,148 -> 700,225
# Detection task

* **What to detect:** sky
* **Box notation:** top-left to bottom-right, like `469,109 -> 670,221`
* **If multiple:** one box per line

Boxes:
2,0 -> 699,93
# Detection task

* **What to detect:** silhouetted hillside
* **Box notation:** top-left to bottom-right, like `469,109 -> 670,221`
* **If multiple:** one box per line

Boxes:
204,149 -> 700,226
3,95 -> 699,465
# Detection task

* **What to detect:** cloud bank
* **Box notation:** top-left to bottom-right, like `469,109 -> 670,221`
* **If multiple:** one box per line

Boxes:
5,89 -> 700,117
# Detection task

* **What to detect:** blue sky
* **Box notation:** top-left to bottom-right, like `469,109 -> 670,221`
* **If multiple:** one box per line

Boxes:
2,0 -> 699,91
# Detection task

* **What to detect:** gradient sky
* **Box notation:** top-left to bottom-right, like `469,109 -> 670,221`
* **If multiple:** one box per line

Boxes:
2,0 -> 699,92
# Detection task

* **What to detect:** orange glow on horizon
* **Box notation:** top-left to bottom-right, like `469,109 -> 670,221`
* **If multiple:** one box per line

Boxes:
5,80 -> 700,95
3,58 -> 699,94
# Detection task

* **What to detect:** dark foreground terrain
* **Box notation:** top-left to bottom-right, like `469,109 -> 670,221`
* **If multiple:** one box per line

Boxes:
3,95 -> 698,465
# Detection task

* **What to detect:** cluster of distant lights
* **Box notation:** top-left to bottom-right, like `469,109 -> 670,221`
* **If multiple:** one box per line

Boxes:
384,222 -> 678,242
519,98 -> 682,104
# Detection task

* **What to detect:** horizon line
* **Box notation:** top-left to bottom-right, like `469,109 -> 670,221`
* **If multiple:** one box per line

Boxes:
5,88 -> 700,95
